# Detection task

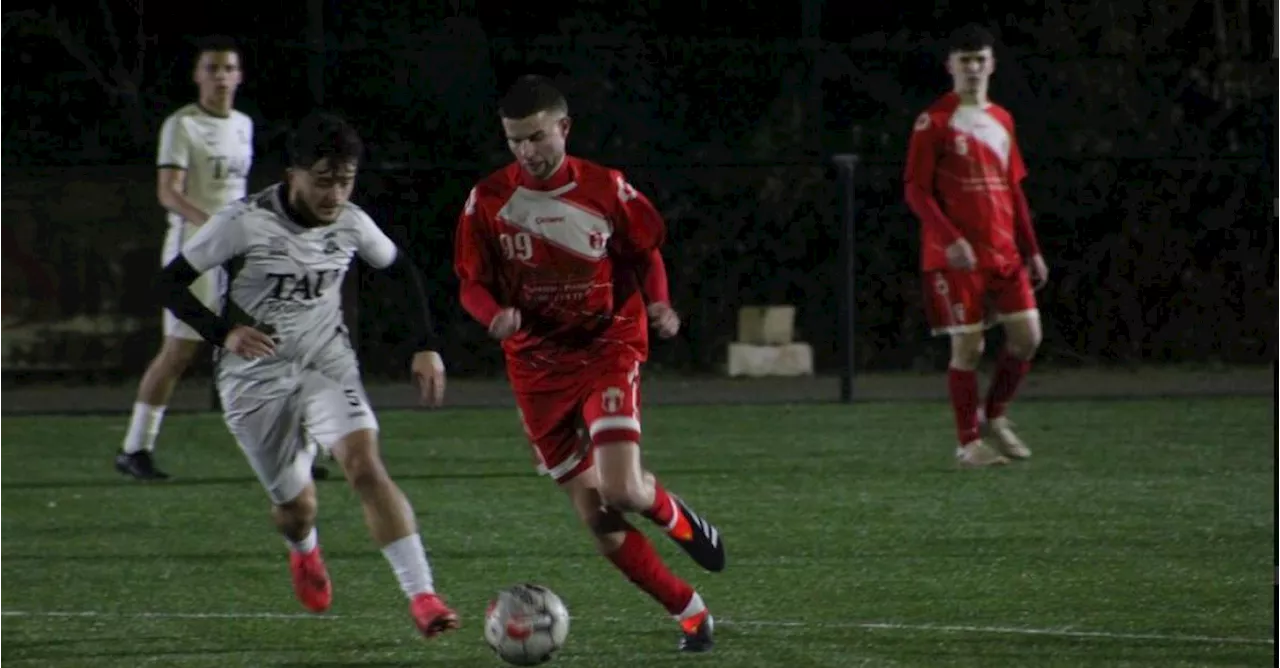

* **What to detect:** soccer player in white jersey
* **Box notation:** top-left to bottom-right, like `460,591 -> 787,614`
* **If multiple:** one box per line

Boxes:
154,112 -> 460,636
116,36 -> 254,480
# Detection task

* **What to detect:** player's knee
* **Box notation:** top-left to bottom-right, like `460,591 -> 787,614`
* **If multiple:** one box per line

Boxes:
156,338 -> 200,373
949,333 -> 985,370
341,453 -> 389,493
273,486 -> 318,532
596,472 -> 648,512
333,432 -> 389,493
1005,321 -> 1042,360
580,502 -> 629,552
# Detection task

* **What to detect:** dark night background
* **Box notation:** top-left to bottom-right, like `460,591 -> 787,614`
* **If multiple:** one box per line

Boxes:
2,0 -> 1276,381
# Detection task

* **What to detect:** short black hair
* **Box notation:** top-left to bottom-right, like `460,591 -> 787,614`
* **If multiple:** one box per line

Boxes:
948,24 -> 996,53
287,112 -> 364,169
194,35 -> 240,59
499,75 -> 569,119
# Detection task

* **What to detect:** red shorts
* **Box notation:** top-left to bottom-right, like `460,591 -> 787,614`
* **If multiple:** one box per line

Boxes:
923,266 -> 1038,336
511,358 -> 642,484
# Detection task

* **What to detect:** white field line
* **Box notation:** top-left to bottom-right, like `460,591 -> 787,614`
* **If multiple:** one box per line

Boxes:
1,609 -> 1272,646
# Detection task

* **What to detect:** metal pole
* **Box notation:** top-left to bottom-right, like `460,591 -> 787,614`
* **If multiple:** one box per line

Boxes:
831,154 -> 859,403
1269,0 -> 1280,365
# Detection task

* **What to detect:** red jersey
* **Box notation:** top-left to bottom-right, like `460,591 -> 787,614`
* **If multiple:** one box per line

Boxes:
904,92 -> 1029,272
454,156 -> 664,383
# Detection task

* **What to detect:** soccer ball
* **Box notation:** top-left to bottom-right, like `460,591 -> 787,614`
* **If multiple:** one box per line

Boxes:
483,584 -> 570,666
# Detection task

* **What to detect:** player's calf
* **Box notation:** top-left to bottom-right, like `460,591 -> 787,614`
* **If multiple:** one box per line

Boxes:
593,444 -> 726,572
331,429 -> 455,637
116,336 -> 203,479
562,469 -> 713,648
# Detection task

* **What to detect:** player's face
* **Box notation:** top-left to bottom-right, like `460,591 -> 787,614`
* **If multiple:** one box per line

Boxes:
947,47 -> 994,97
502,111 -> 571,180
194,51 -> 243,105
287,159 -> 357,224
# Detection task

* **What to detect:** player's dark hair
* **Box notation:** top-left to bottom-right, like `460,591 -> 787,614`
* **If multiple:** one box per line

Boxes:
194,35 -> 240,59
948,24 -> 996,53
287,112 -> 364,169
499,75 -> 569,119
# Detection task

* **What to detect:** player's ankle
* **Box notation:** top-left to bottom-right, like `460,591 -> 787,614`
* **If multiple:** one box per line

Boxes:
285,527 -> 319,554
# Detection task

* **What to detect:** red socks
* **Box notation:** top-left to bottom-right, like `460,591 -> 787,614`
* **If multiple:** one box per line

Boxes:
644,480 -> 675,526
606,528 -> 695,616
948,368 -> 981,444
949,352 -> 1032,444
986,351 -> 1031,420
643,479 -> 694,540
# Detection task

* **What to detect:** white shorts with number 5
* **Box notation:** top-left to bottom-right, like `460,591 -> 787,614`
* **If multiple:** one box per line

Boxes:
219,361 -> 377,504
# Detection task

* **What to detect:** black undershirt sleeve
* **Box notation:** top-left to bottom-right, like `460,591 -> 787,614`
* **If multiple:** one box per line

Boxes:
156,255 -> 234,346
377,249 -> 443,352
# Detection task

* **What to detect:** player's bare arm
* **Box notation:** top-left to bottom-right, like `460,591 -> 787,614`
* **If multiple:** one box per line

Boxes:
155,253 -> 274,358
157,167 -> 212,226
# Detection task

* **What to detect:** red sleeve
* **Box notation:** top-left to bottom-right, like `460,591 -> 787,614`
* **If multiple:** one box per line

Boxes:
608,171 -> 665,255
452,187 -> 503,327
637,249 -> 670,304
1011,182 -> 1041,257
1007,117 -> 1028,185
1005,118 -> 1038,256
903,112 -> 963,246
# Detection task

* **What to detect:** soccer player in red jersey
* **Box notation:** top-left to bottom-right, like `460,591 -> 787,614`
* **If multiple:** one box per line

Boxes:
904,25 -> 1050,467
454,75 -> 722,652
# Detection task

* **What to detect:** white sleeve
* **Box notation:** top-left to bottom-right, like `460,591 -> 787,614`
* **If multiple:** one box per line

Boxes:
355,211 -> 399,269
182,209 -> 251,272
157,115 -> 189,169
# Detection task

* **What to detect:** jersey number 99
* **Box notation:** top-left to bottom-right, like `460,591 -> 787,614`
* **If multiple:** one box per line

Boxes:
499,232 -> 534,261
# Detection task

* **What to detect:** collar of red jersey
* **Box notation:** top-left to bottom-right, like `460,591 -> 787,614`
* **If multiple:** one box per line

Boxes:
517,156 -> 577,191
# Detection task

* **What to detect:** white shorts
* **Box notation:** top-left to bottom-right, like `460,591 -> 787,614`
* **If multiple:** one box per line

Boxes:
162,223 -> 226,341
220,366 -> 378,504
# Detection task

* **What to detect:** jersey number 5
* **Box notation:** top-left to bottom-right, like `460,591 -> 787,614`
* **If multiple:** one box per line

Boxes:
499,232 -> 534,261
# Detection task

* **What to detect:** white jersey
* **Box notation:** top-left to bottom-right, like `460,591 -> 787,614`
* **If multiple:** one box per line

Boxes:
157,103 -> 254,226
181,184 -> 399,382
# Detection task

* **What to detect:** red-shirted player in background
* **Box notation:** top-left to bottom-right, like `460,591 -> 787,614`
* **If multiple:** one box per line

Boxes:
454,76 -> 722,652
905,25 -> 1050,468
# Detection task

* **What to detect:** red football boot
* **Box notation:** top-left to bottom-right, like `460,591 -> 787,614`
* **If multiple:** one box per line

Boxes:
289,549 -> 332,613
410,593 -> 460,638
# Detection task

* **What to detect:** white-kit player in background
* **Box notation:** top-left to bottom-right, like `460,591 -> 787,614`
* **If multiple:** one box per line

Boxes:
116,36 -> 257,480
117,36 -> 332,481
154,112 -> 460,637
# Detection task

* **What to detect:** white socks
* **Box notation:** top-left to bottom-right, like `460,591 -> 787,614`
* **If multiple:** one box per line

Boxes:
675,591 -> 706,621
286,527 -> 319,554
381,533 -> 435,598
122,403 -> 166,454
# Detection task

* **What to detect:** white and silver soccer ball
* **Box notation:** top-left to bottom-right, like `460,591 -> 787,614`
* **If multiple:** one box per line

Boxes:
483,583 -> 570,666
